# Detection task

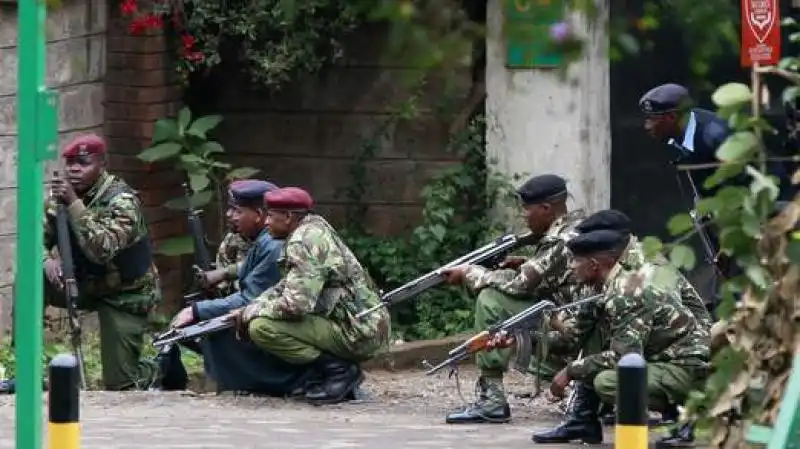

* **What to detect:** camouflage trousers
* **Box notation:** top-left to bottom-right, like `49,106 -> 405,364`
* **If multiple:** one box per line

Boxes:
593,362 -> 701,412
248,315 -> 378,365
44,280 -> 158,391
474,287 -> 574,381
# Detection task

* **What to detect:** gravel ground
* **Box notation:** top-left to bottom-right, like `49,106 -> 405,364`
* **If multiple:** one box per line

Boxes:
0,367 -> 603,448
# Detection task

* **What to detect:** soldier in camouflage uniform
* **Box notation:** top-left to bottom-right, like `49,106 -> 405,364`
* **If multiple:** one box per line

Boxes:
530,230 -> 710,445
438,174 -> 588,424
194,180 -> 255,297
575,209 -> 713,333
45,134 -> 161,390
233,187 -> 390,405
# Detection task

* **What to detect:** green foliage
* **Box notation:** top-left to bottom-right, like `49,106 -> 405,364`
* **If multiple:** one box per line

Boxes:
180,0 -> 361,89
0,331 -> 204,388
137,107 -> 260,256
340,114 -> 523,340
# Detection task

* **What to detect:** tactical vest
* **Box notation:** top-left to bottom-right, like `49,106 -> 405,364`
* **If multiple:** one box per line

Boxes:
67,180 -> 153,285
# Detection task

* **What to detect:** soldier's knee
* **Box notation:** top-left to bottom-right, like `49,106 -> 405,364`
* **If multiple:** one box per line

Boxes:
592,370 -> 618,399
247,317 -> 280,347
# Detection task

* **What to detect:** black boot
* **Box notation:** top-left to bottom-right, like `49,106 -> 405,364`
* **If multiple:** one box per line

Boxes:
152,344 -> 189,391
0,378 -> 15,394
532,382 -> 603,444
289,370 -> 324,397
445,376 -> 511,424
304,354 -> 363,405
655,421 -> 696,448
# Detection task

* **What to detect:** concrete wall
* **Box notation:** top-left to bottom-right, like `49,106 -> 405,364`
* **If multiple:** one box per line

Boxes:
203,23 -> 473,236
0,0 -> 107,334
484,0 -> 611,214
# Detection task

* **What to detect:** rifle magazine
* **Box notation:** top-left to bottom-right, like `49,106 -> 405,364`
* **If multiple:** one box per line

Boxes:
512,328 -> 534,374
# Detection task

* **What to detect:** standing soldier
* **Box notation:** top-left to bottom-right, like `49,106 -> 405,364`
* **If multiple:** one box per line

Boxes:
437,174 -> 587,424
232,187 -> 391,405
45,134 -> 161,390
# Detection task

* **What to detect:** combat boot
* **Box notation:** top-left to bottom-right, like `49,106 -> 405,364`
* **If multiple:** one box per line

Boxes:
151,344 -> 189,391
532,382 -> 603,444
655,420 -> 696,448
445,375 -> 511,424
305,353 -> 364,405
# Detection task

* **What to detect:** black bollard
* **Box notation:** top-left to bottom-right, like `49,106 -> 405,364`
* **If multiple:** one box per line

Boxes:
48,353 -> 80,449
615,352 -> 648,449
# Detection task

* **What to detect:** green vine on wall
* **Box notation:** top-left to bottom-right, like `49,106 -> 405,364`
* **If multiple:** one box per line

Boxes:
340,111 -> 523,340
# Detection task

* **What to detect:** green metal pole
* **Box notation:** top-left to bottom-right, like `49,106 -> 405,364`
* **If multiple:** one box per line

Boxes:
16,0 -> 58,447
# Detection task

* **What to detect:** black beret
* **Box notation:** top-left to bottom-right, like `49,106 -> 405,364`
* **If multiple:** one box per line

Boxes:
567,229 -> 628,256
576,209 -> 632,234
229,179 -> 278,208
639,83 -> 690,115
516,174 -> 568,205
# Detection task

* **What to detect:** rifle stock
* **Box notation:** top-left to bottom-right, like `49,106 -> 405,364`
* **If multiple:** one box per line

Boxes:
183,182 -> 212,304
53,174 -> 88,389
424,299 -> 556,376
356,232 -> 535,319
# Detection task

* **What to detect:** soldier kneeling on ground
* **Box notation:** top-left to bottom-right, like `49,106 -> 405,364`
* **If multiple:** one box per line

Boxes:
228,187 -> 391,405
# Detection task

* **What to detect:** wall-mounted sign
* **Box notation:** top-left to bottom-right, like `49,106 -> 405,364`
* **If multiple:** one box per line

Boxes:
505,0 -> 565,68
740,0 -> 781,67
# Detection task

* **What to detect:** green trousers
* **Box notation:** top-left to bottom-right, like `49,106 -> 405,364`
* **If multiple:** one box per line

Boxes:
248,315 -> 373,365
45,281 -> 157,390
593,362 -> 698,411
475,287 -> 570,380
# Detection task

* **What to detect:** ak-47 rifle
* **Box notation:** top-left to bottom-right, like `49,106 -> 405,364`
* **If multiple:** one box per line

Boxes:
152,314 -> 234,349
183,181 -> 213,304
53,171 -> 88,389
356,232 -> 537,319
424,294 -> 601,400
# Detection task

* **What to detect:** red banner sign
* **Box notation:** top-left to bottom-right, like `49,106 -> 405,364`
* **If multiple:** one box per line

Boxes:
741,0 -> 781,67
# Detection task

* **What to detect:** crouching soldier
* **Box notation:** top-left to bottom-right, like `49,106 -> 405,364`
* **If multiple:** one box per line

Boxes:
232,187 -> 391,405
164,180 -> 313,395
531,229 -> 710,445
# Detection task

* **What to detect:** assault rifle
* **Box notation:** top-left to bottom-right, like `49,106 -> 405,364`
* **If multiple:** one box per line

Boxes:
183,182 -> 213,303
151,315 -> 235,349
424,300 -> 556,377
53,172 -> 88,389
356,232 -> 536,319
424,294 -> 602,377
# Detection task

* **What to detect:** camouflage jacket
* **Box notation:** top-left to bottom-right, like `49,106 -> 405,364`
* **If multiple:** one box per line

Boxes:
563,263 -> 710,382
619,235 -> 712,332
44,172 -> 160,313
245,214 -> 390,359
215,231 -> 254,295
463,210 -> 586,306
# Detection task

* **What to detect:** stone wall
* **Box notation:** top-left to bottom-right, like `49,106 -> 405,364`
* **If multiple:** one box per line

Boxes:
199,23 -> 474,236
0,0 -> 108,334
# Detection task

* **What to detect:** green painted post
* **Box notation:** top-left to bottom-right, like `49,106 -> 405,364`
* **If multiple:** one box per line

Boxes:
16,0 -> 59,447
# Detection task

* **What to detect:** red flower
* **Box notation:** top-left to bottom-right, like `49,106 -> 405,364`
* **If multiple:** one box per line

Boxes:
129,18 -> 147,35
181,34 -> 197,51
185,51 -> 205,62
120,0 -> 137,15
142,13 -> 163,28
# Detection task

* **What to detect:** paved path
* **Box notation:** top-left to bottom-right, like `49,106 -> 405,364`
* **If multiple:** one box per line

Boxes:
0,391 -> 623,449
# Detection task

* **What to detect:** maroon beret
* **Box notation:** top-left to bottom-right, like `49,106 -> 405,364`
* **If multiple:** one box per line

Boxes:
265,187 -> 314,211
62,134 -> 106,158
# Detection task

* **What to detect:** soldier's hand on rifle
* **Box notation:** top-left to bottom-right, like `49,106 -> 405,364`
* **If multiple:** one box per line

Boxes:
44,258 -> 64,289
440,265 -> 469,285
50,172 -> 78,205
227,308 -> 250,341
498,256 -> 526,270
195,266 -> 227,289
485,330 -> 515,350
170,306 -> 195,328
